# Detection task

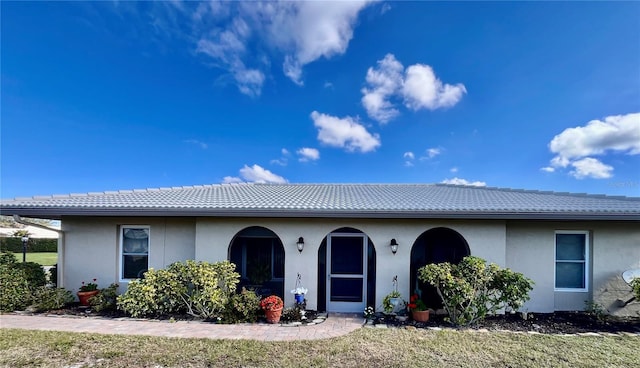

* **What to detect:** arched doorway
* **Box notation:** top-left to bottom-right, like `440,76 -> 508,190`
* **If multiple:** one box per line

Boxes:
410,227 -> 470,309
228,226 -> 285,298
317,227 -> 376,312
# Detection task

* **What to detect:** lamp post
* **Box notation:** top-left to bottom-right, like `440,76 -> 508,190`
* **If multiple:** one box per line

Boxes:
21,235 -> 29,263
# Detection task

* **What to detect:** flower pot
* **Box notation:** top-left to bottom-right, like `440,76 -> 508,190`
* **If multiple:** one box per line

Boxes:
264,307 -> 283,324
412,310 -> 430,322
294,293 -> 305,304
77,290 -> 99,307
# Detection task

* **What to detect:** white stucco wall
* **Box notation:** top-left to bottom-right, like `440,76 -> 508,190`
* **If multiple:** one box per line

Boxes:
506,221 -> 640,315
61,217 -> 195,294
195,218 -> 506,311
60,215 -> 638,315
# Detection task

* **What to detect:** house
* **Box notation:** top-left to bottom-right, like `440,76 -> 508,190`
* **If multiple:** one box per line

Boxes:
1,183 -> 639,316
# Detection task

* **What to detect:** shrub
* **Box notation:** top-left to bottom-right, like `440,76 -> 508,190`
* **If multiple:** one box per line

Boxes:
631,278 -> 640,300
90,283 -> 119,313
0,238 -> 57,252
0,264 -> 31,311
418,256 -> 534,326
117,268 -> 182,318
117,260 -> 240,319
0,251 -> 18,265
281,304 -> 304,323
31,287 -> 74,312
14,262 -> 47,288
220,287 -> 261,323
49,264 -> 58,287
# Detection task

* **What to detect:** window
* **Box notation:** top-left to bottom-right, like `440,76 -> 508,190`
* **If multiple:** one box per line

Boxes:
555,231 -> 589,291
121,226 -> 149,281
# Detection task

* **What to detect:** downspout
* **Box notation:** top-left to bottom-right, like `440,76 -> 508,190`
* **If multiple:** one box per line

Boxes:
13,215 -> 65,288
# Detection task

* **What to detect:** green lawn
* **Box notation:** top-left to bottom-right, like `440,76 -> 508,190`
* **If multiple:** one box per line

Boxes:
25,252 -> 57,266
0,328 -> 637,367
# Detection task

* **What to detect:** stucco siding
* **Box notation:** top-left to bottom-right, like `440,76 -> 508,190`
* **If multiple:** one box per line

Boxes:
195,218 -> 506,311
506,223 -> 556,313
592,223 -> 640,317
61,217 -> 195,294
507,221 -> 640,314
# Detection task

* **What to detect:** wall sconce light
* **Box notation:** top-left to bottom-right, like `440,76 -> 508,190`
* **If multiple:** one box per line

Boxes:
390,238 -> 399,254
296,237 -> 305,253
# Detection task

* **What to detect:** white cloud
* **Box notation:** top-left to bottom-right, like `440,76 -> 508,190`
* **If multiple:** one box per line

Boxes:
224,164 -> 288,184
544,112 -> 640,179
402,64 -> 467,111
183,139 -> 208,149
271,148 -> 291,166
222,176 -> 243,184
426,148 -> 441,159
450,167 -> 458,173
361,54 -> 467,123
361,54 -> 404,124
403,151 -> 415,160
311,111 -> 381,153
569,158 -> 614,179
297,147 -> 320,162
194,1 -> 373,93
441,177 -> 487,187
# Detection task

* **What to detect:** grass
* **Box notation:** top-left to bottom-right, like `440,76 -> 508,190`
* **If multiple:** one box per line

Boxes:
0,327 -> 637,367
24,252 -> 57,266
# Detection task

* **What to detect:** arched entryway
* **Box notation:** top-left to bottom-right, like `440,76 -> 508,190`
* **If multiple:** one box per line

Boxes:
228,226 -> 285,298
410,227 -> 470,309
317,227 -> 376,313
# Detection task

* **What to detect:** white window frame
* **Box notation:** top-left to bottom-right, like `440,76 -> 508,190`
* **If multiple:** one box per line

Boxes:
554,230 -> 589,292
119,225 -> 150,283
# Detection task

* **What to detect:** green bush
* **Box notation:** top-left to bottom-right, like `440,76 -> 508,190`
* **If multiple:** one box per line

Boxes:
0,264 -> 31,311
418,256 -> 534,326
14,262 -> 47,288
49,264 -> 58,287
220,287 -> 261,323
90,283 -> 119,313
0,251 -> 18,265
31,287 -> 74,312
631,278 -> 640,300
0,238 -> 57,252
117,260 -> 240,319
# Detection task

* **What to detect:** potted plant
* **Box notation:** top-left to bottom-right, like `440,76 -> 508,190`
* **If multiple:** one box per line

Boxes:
382,290 -> 402,314
290,273 -> 308,304
260,295 -> 284,324
408,294 -> 429,322
77,279 -> 99,306
382,275 -> 403,314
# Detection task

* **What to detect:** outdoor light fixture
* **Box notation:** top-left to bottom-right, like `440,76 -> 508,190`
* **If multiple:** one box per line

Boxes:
390,238 -> 399,254
21,235 -> 29,263
296,237 -> 305,253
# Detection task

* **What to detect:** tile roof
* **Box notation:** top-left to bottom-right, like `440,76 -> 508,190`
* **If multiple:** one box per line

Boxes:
1,183 -> 639,220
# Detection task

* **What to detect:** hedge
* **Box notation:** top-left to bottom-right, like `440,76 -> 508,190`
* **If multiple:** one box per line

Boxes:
0,238 -> 57,252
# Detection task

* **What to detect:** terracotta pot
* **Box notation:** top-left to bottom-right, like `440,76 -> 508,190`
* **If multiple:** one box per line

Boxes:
412,310 -> 430,322
77,290 -> 99,307
264,307 -> 283,324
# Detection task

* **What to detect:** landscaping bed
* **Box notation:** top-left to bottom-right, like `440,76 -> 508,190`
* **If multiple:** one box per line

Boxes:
371,311 -> 640,334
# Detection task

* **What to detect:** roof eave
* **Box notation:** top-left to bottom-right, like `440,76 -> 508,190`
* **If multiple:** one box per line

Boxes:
1,206 -> 639,221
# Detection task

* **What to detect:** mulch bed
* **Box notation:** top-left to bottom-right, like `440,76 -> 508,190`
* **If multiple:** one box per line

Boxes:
33,305 -> 640,334
36,304 -> 320,325
374,311 -> 640,334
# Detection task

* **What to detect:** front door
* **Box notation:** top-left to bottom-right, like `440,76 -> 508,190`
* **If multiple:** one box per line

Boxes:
326,233 -> 367,312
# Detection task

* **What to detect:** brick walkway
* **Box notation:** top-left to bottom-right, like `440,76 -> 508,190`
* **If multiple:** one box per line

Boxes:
0,313 -> 363,341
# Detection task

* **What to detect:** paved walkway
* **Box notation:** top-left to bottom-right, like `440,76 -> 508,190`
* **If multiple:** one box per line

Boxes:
0,313 -> 363,341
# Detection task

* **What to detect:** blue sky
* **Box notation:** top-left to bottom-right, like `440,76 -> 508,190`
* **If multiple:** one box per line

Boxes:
2,1 -> 639,199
